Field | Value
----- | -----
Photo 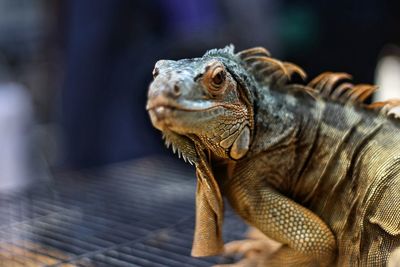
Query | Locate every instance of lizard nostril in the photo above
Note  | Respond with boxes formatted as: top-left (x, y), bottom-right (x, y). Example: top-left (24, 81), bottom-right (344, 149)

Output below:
top-left (173, 84), bottom-right (182, 97)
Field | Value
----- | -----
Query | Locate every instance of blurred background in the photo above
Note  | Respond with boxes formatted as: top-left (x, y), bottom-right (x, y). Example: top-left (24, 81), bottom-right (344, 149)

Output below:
top-left (0, 0), bottom-right (400, 177)
top-left (0, 0), bottom-right (400, 265)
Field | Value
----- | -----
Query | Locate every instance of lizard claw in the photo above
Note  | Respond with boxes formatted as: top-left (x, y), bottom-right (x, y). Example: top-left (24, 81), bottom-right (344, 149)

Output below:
top-left (389, 247), bottom-right (400, 267)
top-left (213, 227), bottom-right (282, 267)
top-left (223, 239), bottom-right (277, 257)
top-left (213, 258), bottom-right (258, 267)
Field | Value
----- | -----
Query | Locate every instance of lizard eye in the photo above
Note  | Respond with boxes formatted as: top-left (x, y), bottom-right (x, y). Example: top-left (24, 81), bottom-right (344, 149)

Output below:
top-left (211, 68), bottom-right (226, 87)
top-left (204, 62), bottom-right (227, 95)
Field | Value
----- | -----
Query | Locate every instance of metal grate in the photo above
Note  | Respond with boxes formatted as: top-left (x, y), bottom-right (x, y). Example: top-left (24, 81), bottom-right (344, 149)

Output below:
top-left (0, 157), bottom-right (247, 266)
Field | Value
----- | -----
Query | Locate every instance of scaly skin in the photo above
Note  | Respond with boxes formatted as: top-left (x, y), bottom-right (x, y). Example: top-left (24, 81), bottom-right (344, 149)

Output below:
top-left (147, 45), bottom-right (400, 266)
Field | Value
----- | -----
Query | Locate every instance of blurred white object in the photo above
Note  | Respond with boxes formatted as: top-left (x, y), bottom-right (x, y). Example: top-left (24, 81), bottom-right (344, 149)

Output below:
top-left (375, 53), bottom-right (400, 101)
top-left (0, 83), bottom-right (34, 191)
top-left (374, 49), bottom-right (400, 266)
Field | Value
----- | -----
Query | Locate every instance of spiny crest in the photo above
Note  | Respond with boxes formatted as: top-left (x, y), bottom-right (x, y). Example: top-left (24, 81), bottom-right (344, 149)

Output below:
top-left (162, 132), bottom-right (198, 165)
top-left (204, 44), bottom-right (236, 59)
top-left (367, 100), bottom-right (400, 118)
top-left (206, 46), bottom-right (400, 119)
top-left (237, 47), bottom-right (307, 87)
top-left (306, 72), bottom-right (400, 117)
top-left (307, 72), bottom-right (378, 104)
top-left (236, 47), bottom-right (400, 118)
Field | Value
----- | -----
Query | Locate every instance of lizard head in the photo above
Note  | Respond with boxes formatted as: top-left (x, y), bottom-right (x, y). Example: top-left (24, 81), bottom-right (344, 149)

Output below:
top-left (147, 47), bottom-right (253, 162)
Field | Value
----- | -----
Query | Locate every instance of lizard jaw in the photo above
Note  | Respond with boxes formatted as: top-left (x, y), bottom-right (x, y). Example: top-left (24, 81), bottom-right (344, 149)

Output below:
top-left (147, 95), bottom-right (224, 133)
top-left (148, 105), bottom-right (175, 131)
top-left (148, 104), bottom-right (223, 133)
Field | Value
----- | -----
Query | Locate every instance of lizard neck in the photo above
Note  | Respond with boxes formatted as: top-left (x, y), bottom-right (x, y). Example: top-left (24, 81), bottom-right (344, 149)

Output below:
top-left (218, 90), bottom-right (322, 217)
top-left (224, 89), bottom-right (323, 192)
top-left (248, 88), bottom-right (320, 157)
top-left (222, 87), bottom-right (380, 203)
top-left (239, 86), bottom-right (382, 194)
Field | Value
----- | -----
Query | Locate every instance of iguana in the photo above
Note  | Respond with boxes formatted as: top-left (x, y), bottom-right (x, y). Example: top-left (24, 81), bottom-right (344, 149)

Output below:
top-left (146, 45), bottom-right (400, 266)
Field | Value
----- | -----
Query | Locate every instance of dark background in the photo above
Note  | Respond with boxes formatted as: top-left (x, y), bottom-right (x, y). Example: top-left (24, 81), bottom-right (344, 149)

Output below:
top-left (1, 0), bottom-right (399, 169)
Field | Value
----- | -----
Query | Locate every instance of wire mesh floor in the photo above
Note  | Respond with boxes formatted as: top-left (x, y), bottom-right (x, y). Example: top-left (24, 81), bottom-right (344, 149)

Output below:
top-left (0, 156), bottom-right (247, 266)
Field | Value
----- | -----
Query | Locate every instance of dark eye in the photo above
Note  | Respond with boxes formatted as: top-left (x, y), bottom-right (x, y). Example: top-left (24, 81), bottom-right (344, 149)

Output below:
top-left (212, 68), bottom-right (226, 87)
top-left (202, 61), bottom-right (228, 96)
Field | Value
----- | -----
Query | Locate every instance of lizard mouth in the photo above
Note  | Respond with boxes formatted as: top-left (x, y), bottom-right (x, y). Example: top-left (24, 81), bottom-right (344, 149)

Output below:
top-left (146, 95), bottom-right (218, 112)
top-left (147, 96), bottom-right (189, 131)
top-left (146, 97), bottom-right (223, 133)
top-left (148, 105), bottom-right (175, 127)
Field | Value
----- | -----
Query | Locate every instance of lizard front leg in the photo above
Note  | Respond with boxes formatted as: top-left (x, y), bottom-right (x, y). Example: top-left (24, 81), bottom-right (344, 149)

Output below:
top-left (225, 187), bottom-right (336, 267)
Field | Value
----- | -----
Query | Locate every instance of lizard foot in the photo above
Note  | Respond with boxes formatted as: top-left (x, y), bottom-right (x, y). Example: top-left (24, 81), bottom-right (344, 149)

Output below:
top-left (213, 227), bottom-right (281, 267)
top-left (389, 247), bottom-right (400, 267)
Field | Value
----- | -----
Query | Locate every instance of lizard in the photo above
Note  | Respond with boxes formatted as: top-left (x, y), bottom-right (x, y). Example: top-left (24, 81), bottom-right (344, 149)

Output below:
top-left (146, 45), bottom-right (400, 266)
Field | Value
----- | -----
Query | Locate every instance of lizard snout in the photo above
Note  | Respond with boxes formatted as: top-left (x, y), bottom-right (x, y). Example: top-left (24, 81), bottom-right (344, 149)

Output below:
top-left (148, 74), bottom-right (184, 102)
